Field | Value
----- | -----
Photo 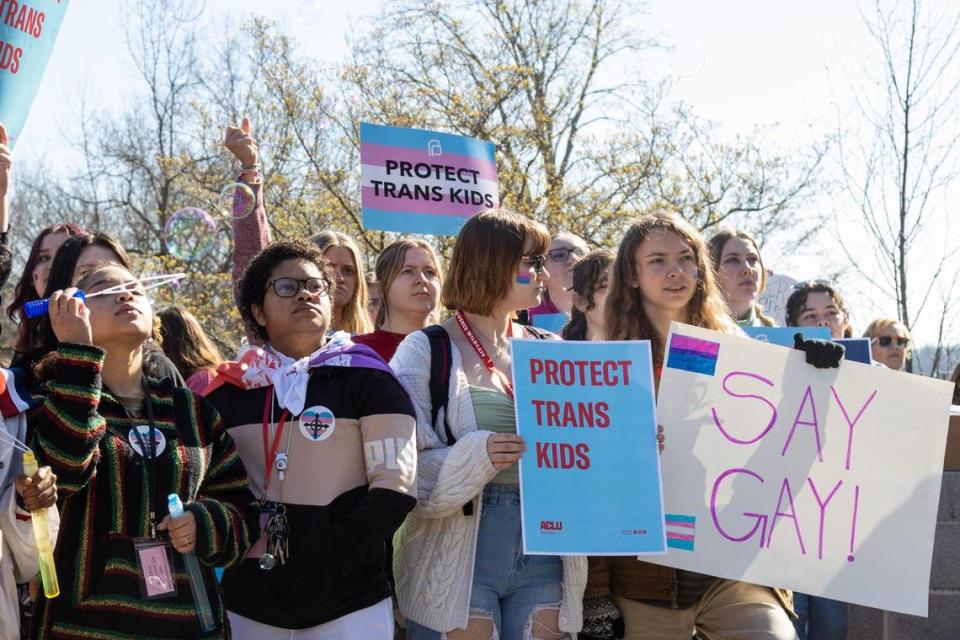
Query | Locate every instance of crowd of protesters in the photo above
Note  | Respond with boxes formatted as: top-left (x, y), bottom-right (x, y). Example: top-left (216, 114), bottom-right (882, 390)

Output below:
top-left (0, 116), bottom-right (956, 640)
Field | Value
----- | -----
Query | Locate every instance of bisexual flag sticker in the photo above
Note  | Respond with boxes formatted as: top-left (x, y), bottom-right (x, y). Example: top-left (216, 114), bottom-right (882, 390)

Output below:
top-left (666, 334), bottom-right (720, 376)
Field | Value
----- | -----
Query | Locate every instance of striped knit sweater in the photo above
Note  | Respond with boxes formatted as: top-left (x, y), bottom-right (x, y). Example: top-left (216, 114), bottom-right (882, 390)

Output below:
top-left (29, 344), bottom-right (258, 639)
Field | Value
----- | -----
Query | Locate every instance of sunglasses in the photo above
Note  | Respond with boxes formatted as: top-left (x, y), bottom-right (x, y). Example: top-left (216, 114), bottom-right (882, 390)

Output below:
top-left (521, 255), bottom-right (547, 275)
top-left (547, 246), bottom-right (588, 263)
top-left (267, 277), bottom-right (330, 298)
top-left (873, 336), bottom-right (909, 347)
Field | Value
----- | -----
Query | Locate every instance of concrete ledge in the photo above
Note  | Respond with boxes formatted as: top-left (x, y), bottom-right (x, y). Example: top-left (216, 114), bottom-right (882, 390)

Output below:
top-left (848, 472), bottom-right (960, 639)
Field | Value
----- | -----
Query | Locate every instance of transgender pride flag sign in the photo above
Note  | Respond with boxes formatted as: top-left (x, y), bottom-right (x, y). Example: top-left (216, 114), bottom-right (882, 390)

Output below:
top-left (360, 123), bottom-right (499, 236)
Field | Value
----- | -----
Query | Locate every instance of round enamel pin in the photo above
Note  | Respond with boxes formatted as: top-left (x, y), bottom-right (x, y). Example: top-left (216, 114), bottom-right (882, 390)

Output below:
top-left (128, 426), bottom-right (167, 457)
top-left (299, 406), bottom-right (336, 442)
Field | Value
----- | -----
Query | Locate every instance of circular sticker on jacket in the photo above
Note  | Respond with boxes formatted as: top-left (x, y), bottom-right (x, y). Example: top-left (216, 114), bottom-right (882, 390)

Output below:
top-left (299, 406), bottom-right (336, 442)
top-left (128, 426), bottom-right (167, 458)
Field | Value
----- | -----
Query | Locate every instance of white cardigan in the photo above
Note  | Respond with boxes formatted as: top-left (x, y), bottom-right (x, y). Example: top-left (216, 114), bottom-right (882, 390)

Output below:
top-left (390, 330), bottom-right (587, 634)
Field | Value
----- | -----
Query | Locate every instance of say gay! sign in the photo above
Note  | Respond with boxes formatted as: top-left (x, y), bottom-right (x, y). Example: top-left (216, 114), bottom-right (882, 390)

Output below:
top-left (654, 321), bottom-right (954, 616)
top-left (360, 123), bottom-right (499, 236)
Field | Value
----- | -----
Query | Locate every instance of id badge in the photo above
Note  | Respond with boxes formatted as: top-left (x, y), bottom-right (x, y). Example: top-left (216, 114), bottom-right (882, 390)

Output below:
top-left (134, 537), bottom-right (178, 600)
top-left (246, 502), bottom-right (276, 559)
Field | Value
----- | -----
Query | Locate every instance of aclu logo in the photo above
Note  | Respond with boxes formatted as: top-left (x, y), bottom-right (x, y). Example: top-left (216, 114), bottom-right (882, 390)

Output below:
top-left (540, 520), bottom-right (563, 533)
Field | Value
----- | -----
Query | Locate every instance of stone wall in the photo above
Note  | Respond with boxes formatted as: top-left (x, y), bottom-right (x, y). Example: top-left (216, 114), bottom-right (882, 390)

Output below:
top-left (848, 470), bottom-right (960, 639)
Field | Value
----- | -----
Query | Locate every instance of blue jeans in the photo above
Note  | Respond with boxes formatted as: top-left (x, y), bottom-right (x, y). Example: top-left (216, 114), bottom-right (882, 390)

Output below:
top-left (407, 484), bottom-right (564, 638)
top-left (791, 593), bottom-right (847, 640)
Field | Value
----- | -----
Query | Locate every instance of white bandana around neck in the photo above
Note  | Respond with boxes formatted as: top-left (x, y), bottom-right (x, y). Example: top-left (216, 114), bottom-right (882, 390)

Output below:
top-left (240, 332), bottom-right (355, 416)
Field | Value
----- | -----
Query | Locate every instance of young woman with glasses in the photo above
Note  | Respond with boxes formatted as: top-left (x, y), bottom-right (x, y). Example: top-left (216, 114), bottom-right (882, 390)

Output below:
top-left (203, 240), bottom-right (417, 639)
top-left (527, 231), bottom-right (589, 329)
top-left (391, 209), bottom-right (587, 639)
top-left (863, 318), bottom-right (912, 371)
top-left (33, 264), bottom-right (257, 639)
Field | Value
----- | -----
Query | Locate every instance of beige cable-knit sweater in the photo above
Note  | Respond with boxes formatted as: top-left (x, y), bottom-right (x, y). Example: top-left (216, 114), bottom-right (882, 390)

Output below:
top-left (390, 329), bottom-right (587, 634)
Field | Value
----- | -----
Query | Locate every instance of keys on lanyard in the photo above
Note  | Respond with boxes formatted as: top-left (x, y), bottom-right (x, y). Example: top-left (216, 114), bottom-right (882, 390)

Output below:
top-left (259, 503), bottom-right (290, 571)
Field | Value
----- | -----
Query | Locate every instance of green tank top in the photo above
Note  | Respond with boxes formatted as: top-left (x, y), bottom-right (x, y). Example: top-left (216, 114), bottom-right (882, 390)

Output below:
top-left (468, 384), bottom-right (519, 485)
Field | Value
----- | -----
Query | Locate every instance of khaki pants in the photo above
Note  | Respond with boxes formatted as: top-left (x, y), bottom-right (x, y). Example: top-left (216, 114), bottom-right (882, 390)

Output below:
top-left (615, 579), bottom-right (798, 640)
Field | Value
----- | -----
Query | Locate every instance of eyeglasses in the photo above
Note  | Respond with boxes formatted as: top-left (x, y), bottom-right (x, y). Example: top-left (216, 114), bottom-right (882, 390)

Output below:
top-left (873, 336), bottom-right (909, 347)
top-left (267, 277), bottom-right (330, 298)
top-left (547, 246), bottom-right (588, 263)
top-left (521, 255), bottom-right (547, 275)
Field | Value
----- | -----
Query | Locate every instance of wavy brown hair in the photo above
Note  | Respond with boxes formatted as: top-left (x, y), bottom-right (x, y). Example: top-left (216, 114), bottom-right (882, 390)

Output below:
top-left (605, 212), bottom-right (733, 365)
top-left (708, 229), bottom-right (775, 327)
top-left (562, 249), bottom-right (614, 341)
top-left (158, 306), bottom-right (224, 380)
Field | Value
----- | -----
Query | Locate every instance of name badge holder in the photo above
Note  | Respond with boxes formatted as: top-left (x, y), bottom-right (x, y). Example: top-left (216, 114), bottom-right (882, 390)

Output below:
top-left (129, 377), bottom-right (177, 599)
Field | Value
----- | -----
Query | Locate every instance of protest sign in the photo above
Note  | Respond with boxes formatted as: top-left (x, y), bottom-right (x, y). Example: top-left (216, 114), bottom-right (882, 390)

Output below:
top-left (743, 326), bottom-right (829, 347)
top-left (0, 0), bottom-right (70, 147)
top-left (511, 339), bottom-right (666, 555)
top-left (359, 123), bottom-right (498, 235)
top-left (652, 322), bottom-right (953, 616)
top-left (756, 272), bottom-right (798, 326)
top-left (530, 312), bottom-right (568, 334)
top-left (743, 328), bottom-right (872, 365)
top-left (834, 338), bottom-right (871, 365)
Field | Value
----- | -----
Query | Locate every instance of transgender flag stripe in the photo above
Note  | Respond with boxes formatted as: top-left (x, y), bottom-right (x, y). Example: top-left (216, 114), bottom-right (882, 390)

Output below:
top-left (665, 513), bottom-right (696, 551)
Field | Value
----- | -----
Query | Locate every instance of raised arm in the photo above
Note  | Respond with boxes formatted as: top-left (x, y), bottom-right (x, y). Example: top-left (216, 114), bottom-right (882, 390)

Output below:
top-left (224, 117), bottom-right (271, 344)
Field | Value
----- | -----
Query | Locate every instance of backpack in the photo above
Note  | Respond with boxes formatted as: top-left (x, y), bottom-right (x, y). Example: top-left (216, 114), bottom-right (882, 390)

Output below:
top-left (422, 323), bottom-right (552, 516)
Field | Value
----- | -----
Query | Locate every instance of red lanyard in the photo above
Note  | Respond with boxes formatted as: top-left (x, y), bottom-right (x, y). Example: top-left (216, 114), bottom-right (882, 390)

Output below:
top-left (455, 311), bottom-right (515, 399)
top-left (261, 387), bottom-right (290, 494)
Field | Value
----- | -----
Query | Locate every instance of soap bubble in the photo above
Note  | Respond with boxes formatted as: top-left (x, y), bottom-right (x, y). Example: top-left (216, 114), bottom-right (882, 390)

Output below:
top-left (217, 182), bottom-right (256, 221)
top-left (163, 208), bottom-right (218, 261)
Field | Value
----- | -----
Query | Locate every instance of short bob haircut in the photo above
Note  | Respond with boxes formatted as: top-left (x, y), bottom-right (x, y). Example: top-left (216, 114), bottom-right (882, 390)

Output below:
top-left (374, 238), bottom-right (441, 328)
top-left (237, 239), bottom-right (333, 342)
top-left (441, 209), bottom-right (551, 314)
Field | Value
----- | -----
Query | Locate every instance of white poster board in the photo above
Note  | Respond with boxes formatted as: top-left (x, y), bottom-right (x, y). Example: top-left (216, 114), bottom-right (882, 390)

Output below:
top-left (652, 322), bottom-right (953, 616)
top-left (756, 272), bottom-right (797, 326)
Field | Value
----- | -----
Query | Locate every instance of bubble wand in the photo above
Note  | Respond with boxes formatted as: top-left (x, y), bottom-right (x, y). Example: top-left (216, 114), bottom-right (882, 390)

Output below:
top-left (168, 494), bottom-right (216, 632)
top-left (23, 274), bottom-right (188, 318)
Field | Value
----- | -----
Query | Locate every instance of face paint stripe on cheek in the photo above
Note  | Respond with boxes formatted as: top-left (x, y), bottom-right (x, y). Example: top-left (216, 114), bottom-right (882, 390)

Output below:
top-left (516, 271), bottom-right (532, 285)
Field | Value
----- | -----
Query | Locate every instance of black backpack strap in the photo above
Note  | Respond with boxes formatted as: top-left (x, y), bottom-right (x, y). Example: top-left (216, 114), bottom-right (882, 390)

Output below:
top-left (422, 324), bottom-right (474, 516)
top-left (422, 325), bottom-right (455, 446)
top-left (521, 324), bottom-right (554, 340)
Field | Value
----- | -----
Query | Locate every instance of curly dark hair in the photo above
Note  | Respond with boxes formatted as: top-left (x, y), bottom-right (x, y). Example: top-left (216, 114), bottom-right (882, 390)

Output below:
top-left (785, 282), bottom-right (853, 337)
top-left (562, 249), bottom-right (614, 341)
top-left (237, 240), bottom-right (333, 342)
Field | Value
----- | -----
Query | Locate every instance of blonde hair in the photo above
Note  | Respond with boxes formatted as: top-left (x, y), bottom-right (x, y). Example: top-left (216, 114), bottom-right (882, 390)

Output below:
top-left (442, 209), bottom-right (550, 314)
top-left (374, 238), bottom-right (441, 328)
top-left (863, 317), bottom-right (911, 341)
top-left (605, 212), bottom-right (733, 365)
top-left (309, 230), bottom-right (372, 334)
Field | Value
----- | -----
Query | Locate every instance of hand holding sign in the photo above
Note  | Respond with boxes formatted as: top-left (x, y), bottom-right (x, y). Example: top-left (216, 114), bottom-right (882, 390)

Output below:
top-left (486, 433), bottom-right (526, 470)
top-left (224, 116), bottom-right (257, 167)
